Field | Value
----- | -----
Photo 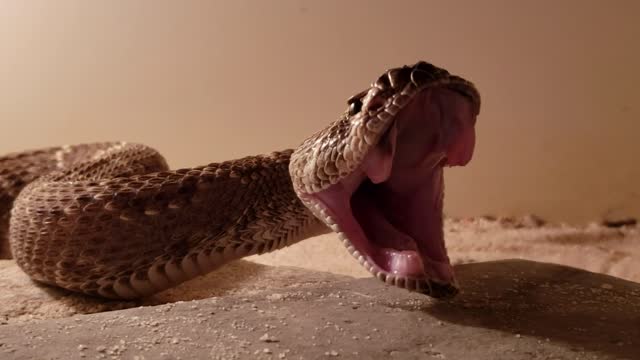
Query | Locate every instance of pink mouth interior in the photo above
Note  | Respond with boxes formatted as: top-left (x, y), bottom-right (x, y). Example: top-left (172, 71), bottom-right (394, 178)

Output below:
top-left (313, 88), bottom-right (476, 284)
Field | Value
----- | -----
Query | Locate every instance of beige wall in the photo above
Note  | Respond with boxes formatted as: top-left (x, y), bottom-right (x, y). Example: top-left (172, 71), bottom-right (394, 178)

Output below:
top-left (1, 0), bottom-right (639, 224)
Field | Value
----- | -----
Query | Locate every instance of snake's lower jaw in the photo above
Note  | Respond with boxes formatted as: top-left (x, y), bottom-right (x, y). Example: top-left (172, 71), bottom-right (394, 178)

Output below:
top-left (308, 188), bottom-right (460, 299)
top-left (306, 192), bottom-right (460, 299)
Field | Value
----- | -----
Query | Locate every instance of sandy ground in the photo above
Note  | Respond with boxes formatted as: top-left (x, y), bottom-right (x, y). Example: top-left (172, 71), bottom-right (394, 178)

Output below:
top-left (1, 260), bottom-right (638, 359)
top-left (0, 216), bottom-right (639, 359)
top-left (2, 216), bottom-right (639, 325)
top-left (250, 216), bottom-right (640, 283)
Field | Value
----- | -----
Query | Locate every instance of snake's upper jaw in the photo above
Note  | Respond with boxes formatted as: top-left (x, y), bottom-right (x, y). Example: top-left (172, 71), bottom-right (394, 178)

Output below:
top-left (311, 87), bottom-right (477, 299)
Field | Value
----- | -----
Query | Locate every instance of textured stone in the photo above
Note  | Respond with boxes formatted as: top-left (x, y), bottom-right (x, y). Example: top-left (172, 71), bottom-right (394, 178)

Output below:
top-left (1, 259), bottom-right (638, 359)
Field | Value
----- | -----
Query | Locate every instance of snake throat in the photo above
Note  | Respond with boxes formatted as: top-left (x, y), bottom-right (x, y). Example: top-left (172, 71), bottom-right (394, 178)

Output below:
top-left (311, 87), bottom-right (476, 298)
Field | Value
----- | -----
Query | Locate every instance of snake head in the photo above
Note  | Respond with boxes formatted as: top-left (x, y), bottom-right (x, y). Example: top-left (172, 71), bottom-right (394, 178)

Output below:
top-left (290, 61), bottom-right (481, 299)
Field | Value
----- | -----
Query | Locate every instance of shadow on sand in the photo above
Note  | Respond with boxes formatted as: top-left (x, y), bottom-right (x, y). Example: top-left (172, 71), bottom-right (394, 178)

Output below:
top-left (417, 259), bottom-right (640, 359)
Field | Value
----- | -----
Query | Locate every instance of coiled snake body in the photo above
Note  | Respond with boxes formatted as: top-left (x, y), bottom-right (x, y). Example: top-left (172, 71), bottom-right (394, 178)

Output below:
top-left (0, 61), bottom-right (480, 300)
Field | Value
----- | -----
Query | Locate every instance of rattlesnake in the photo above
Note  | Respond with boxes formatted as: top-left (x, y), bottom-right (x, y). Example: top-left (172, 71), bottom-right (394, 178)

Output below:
top-left (0, 61), bottom-right (480, 300)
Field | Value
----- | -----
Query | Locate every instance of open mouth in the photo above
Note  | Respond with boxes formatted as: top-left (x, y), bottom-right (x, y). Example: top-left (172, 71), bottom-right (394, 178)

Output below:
top-left (310, 87), bottom-right (476, 298)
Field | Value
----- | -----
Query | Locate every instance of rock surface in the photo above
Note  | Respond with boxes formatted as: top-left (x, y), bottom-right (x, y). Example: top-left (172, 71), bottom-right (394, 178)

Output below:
top-left (1, 259), bottom-right (639, 360)
top-left (0, 260), bottom-right (349, 325)
top-left (2, 218), bottom-right (640, 359)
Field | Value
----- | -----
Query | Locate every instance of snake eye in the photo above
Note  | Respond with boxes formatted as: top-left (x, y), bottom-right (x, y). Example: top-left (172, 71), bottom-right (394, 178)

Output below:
top-left (348, 99), bottom-right (362, 116)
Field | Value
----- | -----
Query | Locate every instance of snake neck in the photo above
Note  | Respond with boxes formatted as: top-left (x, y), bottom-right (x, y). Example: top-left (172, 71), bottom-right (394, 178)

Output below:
top-left (217, 148), bottom-right (331, 250)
